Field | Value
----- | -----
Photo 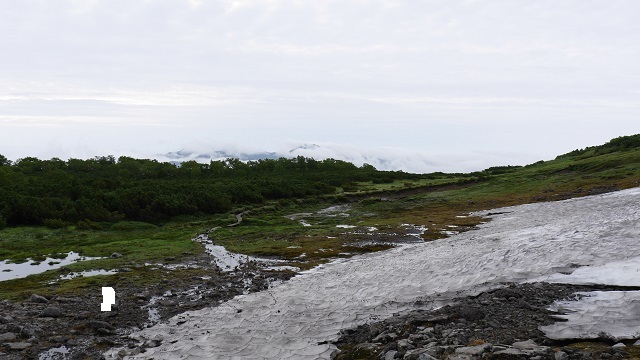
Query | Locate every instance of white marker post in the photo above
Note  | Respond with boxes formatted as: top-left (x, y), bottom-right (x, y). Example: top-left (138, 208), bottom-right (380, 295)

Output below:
top-left (101, 287), bottom-right (116, 311)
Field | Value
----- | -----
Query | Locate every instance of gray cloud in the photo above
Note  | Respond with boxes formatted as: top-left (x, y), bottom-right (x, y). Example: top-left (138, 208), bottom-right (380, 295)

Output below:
top-left (0, 1), bottom-right (638, 172)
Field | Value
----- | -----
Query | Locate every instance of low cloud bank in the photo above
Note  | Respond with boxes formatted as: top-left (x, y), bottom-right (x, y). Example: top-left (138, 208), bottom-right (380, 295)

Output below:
top-left (157, 142), bottom-right (538, 174)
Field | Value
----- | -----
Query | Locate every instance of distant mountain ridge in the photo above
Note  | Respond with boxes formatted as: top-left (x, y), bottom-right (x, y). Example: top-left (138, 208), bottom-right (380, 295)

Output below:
top-left (164, 149), bottom-right (282, 162)
top-left (161, 134), bottom-right (640, 173)
top-left (159, 142), bottom-right (473, 173)
top-left (164, 144), bottom-right (322, 163)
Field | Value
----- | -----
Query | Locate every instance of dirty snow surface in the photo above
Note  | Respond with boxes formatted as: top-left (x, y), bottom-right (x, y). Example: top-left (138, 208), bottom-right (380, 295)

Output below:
top-left (106, 187), bottom-right (640, 359)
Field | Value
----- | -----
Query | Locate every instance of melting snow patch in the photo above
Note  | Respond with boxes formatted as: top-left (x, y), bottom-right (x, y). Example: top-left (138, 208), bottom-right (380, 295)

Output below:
top-left (284, 213), bottom-right (313, 220)
top-left (264, 266), bottom-right (301, 272)
top-left (195, 234), bottom-right (285, 272)
top-left (147, 308), bottom-right (160, 324)
top-left (104, 187), bottom-right (640, 360)
top-left (317, 205), bottom-right (350, 217)
top-left (400, 224), bottom-right (428, 238)
top-left (541, 291), bottom-right (640, 341)
top-left (39, 345), bottom-right (70, 360)
top-left (336, 225), bottom-right (356, 229)
top-left (530, 256), bottom-right (640, 286)
top-left (204, 245), bottom-right (253, 272)
top-left (268, 279), bottom-right (284, 288)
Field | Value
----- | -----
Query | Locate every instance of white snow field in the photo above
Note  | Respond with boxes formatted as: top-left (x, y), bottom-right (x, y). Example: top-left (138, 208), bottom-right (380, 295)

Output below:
top-left (106, 187), bottom-right (640, 359)
top-left (541, 291), bottom-right (640, 341)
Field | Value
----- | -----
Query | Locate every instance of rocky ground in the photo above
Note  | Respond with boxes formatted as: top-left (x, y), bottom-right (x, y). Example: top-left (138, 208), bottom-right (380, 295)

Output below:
top-left (333, 282), bottom-right (640, 360)
top-left (4, 274), bottom-right (640, 360)
top-left (0, 251), bottom-right (294, 360)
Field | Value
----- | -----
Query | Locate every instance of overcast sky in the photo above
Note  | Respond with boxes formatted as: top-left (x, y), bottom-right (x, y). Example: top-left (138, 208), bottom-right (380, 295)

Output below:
top-left (1, 0), bottom-right (638, 172)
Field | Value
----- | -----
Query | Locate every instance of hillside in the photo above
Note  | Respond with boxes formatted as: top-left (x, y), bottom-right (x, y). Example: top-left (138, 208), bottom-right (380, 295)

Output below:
top-left (1, 135), bottom-right (640, 358)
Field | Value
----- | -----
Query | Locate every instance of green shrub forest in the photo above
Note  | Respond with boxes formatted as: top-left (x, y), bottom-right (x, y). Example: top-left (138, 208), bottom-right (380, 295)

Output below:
top-left (0, 155), bottom-right (419, 228)
top-left (0, 134), bottom-right (639, 231)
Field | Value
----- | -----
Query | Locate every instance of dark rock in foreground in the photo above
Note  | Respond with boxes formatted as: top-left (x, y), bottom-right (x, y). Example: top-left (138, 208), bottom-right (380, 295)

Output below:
top-left (333, 283), bottom-right (637, 359)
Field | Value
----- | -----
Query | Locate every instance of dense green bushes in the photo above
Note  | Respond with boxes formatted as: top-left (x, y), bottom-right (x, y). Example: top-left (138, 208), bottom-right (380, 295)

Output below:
top-left (0, 155), bottom-right (412, 227)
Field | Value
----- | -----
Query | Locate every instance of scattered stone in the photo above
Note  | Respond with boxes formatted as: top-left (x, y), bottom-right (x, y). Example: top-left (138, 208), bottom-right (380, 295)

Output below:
top-left (19, 327), bottom-right (34, 338)
top-left (135, 293), bottom-right (150, 301)
top-left (110, 252), bottom-right (123, 258)
top-left (350, 342), bottom-right (378, 357)
top-left (54, 297), bottom-right (81, 303)
top-left (143, 339), bottom-right (162, 348)
top-left (96, 328), bottom-right (115, 336)
top-left (634, 339), bottom-right (640, 346)
top-left (612, 343), bottom-right (626, 348)
top-left (455, 343), bottom-right (491, 356)
top-left (397, 338), bottom-right (415, 351)
top-left (384, 350), bottom-right (397, 360)
top-left (554, 350), bottom-right (568, 360)
top-left (374, 331), bottom-right (398, 343)
top-left (426, 315), bottom-right (449, 324)
top-left (494, 348), bottom-right (526, 357)
top-left (96, 337), bottom-right (117, 346)
top-left (160, 299), bottom-right (177, 307)
top-left (421, 327), bottom-right (434, 334)
top-left (417, 354), bottom-right (437, 360)
top-left (85, 320), bottom-right (115, 331)
top-left (404, 348), bottom-right (437, 359)
top-left (48, 335), bottom-right (68, 344)
top-left (4, 342), bottom-right (31, 350)
top-left (67, 338), bottom-right (80, 346)
top-left (39, 306), bottom-right (62, 318)
top-left (29, 294), bottom-right (48, 303)
top-left (0, 333), bottom-right (17, 342)
top-left (447, 355), bottom-right (472, 360)
top-left (512, 339), bottom-right (549, 355)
